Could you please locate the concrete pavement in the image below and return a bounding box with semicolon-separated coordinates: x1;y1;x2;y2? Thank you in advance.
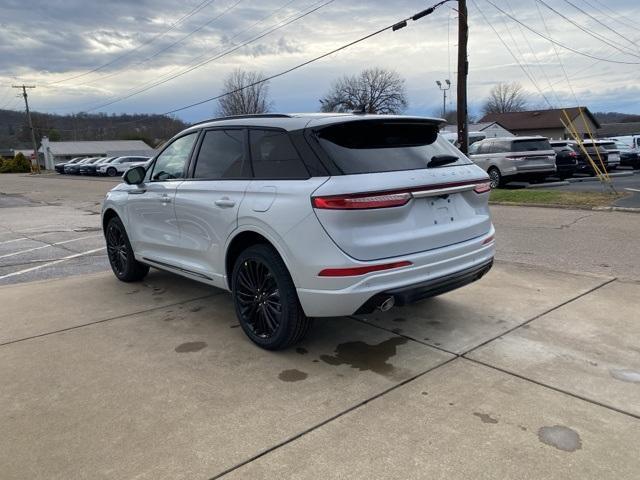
2;261;639;479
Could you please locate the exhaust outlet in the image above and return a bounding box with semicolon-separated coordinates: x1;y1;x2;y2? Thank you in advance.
377;296;395;312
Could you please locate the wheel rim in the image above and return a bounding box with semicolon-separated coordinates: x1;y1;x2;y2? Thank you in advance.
489;169;500;188
235;259;282;339
106;224;128;276
108;168;116;176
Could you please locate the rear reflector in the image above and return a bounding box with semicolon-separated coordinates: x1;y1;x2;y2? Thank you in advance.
482;234;495;245
319;260;412;277
312;192;411;210
473;182;491;194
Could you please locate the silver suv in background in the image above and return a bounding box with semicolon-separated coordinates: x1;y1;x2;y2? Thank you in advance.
97;156;151;177
102;114;495;350
468;136;556;188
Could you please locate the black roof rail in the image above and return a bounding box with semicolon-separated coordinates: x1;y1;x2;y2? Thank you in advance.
189;113;293;127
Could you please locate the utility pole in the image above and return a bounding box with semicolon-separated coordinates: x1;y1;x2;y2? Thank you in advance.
456;0;469;154
12;85;40;173
436;79;451;119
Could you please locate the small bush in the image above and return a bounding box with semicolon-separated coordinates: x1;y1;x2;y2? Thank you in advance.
0;153;32;173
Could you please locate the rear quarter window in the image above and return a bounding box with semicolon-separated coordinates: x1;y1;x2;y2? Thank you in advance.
511;139;552;152
315;121;471;174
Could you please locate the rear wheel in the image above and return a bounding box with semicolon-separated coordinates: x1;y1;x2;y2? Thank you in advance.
232;244;311;350
106;217;149;282
107;167;118;177
488;167;502;189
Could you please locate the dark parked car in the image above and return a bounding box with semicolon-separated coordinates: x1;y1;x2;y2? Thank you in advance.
551;141;608;175
65;157;97;174
613;141;640;169
55;157;84;174
589;140;620;171
78;158;105;175
80;157;115;175
549;143;578;179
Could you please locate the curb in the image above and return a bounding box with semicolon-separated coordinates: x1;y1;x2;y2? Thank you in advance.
490;201;640;213
568;171;634;183
526;181;570;189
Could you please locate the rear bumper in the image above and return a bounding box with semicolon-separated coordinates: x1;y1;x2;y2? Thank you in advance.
296;229;495;317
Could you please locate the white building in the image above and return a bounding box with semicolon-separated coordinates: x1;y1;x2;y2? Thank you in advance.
39;137;154;170
441;121;513;138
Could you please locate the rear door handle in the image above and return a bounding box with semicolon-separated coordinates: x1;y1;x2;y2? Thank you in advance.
160;194;172;203
215;198;236;208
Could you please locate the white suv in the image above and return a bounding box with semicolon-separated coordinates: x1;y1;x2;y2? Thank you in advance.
97;156;151;177
102;114;495;349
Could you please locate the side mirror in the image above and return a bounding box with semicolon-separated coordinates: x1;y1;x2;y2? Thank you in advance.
123;165;146;185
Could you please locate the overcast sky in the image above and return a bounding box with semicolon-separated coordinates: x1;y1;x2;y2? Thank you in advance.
0;0;638;122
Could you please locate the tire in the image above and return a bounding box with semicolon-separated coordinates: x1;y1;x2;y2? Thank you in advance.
105;216;149;282
107;167;118;177
488;167;502;189
231;244;311;350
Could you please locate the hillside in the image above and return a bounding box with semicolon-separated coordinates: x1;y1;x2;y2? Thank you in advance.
594;111;640;124
0;109;187;149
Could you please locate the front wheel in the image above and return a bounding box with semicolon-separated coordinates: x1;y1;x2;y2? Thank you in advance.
488;167;502;189
106;217;149;282
107;167;118;177
232;244;311;350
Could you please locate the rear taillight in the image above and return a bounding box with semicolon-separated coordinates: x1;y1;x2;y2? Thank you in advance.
312;191;411;210
473;182;491;194
318;260;412;277
568;151;577;158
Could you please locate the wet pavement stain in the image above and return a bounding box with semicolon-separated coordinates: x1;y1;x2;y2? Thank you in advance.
230;324;240;329
537;425;582;452
320;337;408;377
421;391;428;396
610;368;640;383
125;289;139;295
189;306;203;312
175;341;207;353
163;316;175;322
473;412;498;424
426;320;442;326
278;369;308;382
393;317;406;323
296;347;308;355
391;327;403;334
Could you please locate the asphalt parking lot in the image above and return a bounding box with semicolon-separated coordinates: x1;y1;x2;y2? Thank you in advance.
1;173;639;479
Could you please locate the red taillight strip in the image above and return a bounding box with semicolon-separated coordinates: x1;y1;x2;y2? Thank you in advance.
312;178;488;210
482;234;495;245
318;260;412;277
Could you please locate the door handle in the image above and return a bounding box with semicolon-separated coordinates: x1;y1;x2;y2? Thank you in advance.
215;198;236;208
160;194;172;203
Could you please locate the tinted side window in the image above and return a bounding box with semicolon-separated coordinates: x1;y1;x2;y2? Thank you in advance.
493;141;510;153
151;133;197;181
250;129;309;179
194;129;247;179
479;141;493;154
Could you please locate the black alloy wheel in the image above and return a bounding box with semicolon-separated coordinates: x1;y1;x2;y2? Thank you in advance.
105;217;149;282
232;244;311;350
107;167;118;177
235;259;282;339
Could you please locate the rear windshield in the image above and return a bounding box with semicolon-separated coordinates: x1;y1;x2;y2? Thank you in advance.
315;121;471;174
599;142;617;149
511;139;552;152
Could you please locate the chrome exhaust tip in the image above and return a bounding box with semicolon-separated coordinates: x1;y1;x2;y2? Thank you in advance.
377;296;395;312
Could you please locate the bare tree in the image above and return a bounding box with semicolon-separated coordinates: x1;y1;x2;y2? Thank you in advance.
482;82;528;115
319;67;408;114
217;69;272;117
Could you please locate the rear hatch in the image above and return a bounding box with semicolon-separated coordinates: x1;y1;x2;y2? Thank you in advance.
508;138;556;171
307;119;492;261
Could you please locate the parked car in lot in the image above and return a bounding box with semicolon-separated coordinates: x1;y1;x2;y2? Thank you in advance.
78;157;105;175
97;156;151;177
64;157;98;174
588;140;620;170
468;136;556;188
81;157;116;176
552;140;608;175
611;140;640;169
55;157;84;174
549;142;578;179
609;135;640;150
102;113;495;349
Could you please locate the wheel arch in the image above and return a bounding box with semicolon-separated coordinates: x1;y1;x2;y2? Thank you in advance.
224;228;293;290
102;208;120;234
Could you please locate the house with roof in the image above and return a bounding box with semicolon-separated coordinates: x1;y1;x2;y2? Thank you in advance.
38;137;154;170
479;107;600;140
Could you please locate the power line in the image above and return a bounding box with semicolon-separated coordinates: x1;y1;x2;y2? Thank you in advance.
472;0;553;108
534;0;640;59
563;0;640;52
484;0;640;65
68;0;249;88
53;0;452;133
586;0;640;34
79;0;338;113
46;0;220;85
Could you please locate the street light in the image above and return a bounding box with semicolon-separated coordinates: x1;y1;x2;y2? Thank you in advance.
436;79;451;119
